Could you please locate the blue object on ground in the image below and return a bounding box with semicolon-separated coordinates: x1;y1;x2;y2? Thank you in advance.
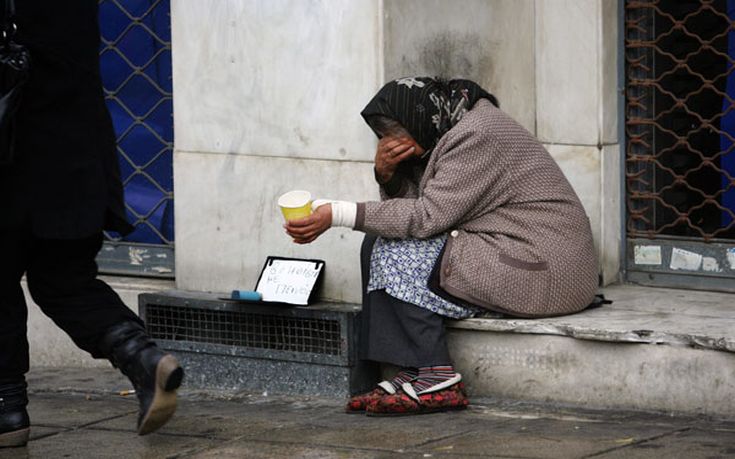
230;290;263;301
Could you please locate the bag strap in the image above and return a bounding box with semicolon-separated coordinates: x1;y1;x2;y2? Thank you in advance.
2;0;16;43
586;294;613;311
3;0;13;23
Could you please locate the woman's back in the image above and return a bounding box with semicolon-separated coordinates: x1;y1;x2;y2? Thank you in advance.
415;99;598;317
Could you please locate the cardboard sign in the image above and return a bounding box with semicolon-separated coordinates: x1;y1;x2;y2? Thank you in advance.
255;257;324;305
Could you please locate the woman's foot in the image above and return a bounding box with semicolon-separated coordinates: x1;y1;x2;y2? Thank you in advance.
412;365;460;393
345;368;417;413
365;378;469;417
345;387;390;413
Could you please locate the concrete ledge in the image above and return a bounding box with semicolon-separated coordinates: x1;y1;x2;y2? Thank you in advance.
448;285;735;353
447;284;735;418
448;329;735;419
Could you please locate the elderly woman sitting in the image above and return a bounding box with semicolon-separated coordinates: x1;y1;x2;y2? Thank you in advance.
285;77;598;416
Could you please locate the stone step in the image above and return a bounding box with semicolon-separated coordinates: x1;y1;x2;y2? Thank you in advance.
447;284;735;419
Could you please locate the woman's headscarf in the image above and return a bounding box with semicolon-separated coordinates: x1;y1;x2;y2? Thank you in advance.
361;77;498;151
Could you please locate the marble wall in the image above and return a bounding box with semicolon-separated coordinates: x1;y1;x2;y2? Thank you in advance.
533;0;622;281
171;0;381;163
171;0;623;302
383;0;536;133
171;0;383;302
174;152;378;300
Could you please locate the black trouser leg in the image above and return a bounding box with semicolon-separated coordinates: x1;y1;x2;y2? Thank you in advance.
25;233;142;359
0;228;31;380
359;234;452;368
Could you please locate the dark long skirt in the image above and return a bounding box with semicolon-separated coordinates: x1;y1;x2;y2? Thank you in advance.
359;234;452;368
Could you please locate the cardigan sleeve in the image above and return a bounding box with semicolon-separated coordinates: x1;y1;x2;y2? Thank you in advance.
355;127;507;239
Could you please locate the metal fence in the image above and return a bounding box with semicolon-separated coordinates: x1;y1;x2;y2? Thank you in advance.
625;0;735;290
97;0;174;277
625;0;735;241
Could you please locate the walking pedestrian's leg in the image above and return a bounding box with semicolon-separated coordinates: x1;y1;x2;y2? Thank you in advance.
0;228;31;448
26;233;183;435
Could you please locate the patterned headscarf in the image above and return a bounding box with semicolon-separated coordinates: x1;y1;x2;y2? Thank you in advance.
361;77;498;151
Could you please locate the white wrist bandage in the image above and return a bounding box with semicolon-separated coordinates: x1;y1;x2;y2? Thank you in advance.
313;199;357;228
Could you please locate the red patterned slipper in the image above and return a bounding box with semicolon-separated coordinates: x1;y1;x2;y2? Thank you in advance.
365;379;469;417
345;381;396;414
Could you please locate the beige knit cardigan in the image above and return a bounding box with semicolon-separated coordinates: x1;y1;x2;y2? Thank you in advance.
354;99;598;318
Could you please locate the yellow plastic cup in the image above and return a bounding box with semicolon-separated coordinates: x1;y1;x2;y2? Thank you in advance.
278;190;313;222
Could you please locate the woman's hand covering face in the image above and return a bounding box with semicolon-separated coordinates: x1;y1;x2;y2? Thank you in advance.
374;136;424;183
285;203;332;244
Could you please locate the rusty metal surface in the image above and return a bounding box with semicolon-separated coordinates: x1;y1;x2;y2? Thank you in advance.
625;0;735;241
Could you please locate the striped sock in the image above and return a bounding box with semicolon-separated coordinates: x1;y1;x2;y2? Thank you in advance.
389;368;418;391
412;365;457;393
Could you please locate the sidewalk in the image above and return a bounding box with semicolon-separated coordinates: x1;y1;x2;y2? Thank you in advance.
2;367;733;459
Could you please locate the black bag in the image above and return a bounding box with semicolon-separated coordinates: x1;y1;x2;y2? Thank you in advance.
0;0;30;166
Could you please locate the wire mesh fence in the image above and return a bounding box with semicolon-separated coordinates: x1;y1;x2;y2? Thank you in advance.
99;0;174;247
625;0;735;242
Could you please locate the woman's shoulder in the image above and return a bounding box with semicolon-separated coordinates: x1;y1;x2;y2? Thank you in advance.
458;99;540;148
463;99;522;132
438;99;507;148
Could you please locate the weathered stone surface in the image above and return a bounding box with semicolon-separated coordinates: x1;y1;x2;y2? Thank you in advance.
188;442;410;459
171;0;381;163
451;284;735;352
411;416;675;458
7;375;734;459
0;428;214;459
384;0;536;133
596;428;735;458
26;394;136;429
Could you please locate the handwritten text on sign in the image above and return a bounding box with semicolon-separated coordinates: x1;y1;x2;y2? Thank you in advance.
256;259;322;305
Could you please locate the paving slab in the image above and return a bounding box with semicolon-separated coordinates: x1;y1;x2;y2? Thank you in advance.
3;380;735;459
408;416;681;458
93;396;496;452
26;394;136;429
222;410;494;453
187;439;423;459
92;396;342;438
92;405;305;440
27;426;67;441
25;367;131;395
594;427;735;458
0;428;215;459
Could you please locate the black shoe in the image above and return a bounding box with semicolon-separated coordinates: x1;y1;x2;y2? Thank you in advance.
100;322;184;435
0;379;30;448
